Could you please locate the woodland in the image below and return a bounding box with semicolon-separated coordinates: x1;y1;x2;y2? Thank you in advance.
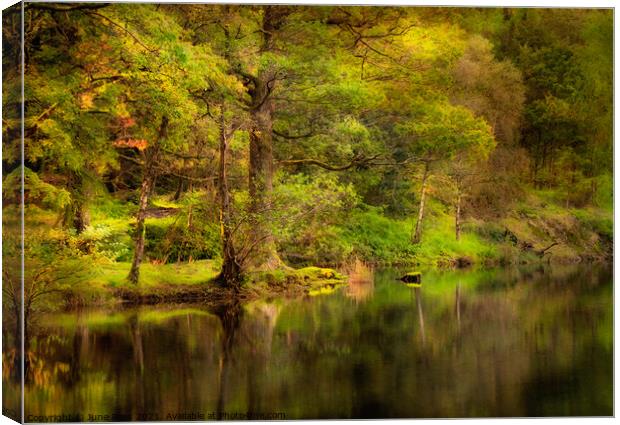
1;4;613;309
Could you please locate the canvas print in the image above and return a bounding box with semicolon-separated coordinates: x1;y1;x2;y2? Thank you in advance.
2;2;613;421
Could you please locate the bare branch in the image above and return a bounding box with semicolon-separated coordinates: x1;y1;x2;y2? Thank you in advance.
278;154;375;171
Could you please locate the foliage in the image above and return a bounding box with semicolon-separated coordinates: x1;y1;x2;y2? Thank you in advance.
2;5;612;293
144;217;221;264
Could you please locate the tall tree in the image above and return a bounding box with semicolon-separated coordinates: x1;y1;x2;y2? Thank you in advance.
396;102;495;243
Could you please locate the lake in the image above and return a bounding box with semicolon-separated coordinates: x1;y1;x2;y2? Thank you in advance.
19;264;613;419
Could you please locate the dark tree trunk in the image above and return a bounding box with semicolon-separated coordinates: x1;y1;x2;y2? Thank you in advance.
63;172;91;234
217;109;242;289
245;7;288;270
173;175;185;201
248;87;282;269
73;198;90;234
412;161;430;244
128;116;168;285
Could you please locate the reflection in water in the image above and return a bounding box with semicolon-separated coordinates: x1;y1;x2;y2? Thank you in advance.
211;300;241;420
455;282;461;331
16;264;613;419
345;280;374;304
344;261;374;304
413;287;426;346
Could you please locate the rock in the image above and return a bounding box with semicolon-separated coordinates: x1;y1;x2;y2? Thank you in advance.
400;272;421;283
455;256;472;268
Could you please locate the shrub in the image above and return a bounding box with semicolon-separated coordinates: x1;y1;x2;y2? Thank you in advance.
338;207;416;264
144;217;221;263
76;224;132;261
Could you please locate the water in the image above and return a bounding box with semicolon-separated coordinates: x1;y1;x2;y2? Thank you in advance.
16;264;613;419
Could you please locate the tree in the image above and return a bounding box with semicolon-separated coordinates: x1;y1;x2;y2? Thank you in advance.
450;35;526;217
396;101;495;243
494;8;611;198
76;4;233;284
17;6;121;233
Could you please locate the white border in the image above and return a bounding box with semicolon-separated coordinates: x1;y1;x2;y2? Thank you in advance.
0;1;616;425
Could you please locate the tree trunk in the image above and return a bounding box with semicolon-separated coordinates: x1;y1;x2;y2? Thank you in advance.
217;108;242;289
455;189;462;241
73;198;90;234
248;91;282;269
173;175;185;201
128;172;154;285
127;116;168;285
64;172;91;234
412;162;430;244
245;7;287;270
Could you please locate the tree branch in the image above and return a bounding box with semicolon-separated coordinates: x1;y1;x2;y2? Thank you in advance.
85;11;158;54
278;153;381;171
12;3;110;15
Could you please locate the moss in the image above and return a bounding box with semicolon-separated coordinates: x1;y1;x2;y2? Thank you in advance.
56;260;348;308
295;266;344;281
246;266;347;299
150;195;182;210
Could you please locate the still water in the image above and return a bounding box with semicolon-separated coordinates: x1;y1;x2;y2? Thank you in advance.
20;265;613;419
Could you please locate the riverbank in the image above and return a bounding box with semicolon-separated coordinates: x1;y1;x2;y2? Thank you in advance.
7;187;611;311
59;260;347;308
57;253;611;310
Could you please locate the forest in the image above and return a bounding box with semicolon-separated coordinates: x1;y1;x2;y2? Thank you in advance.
2;4;613;308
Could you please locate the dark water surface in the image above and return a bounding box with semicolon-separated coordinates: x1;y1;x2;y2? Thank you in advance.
21;265;613;419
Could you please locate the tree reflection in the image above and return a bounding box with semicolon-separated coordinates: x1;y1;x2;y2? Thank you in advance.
413;287;426;347
17;264;613;418
455;282;461;332
210;300;242;420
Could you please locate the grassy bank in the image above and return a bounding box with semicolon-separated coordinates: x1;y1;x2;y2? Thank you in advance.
57;257;347;308
9;185;611;311
281;190;611;268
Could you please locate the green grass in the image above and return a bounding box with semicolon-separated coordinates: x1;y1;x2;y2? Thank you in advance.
337;207;416;264
90;197;136;221
411;208;498;266
150;194;183;209
572;208;613;240
15;183;613;312
92;259;222;288
335;204;498;266
53;259;222;308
